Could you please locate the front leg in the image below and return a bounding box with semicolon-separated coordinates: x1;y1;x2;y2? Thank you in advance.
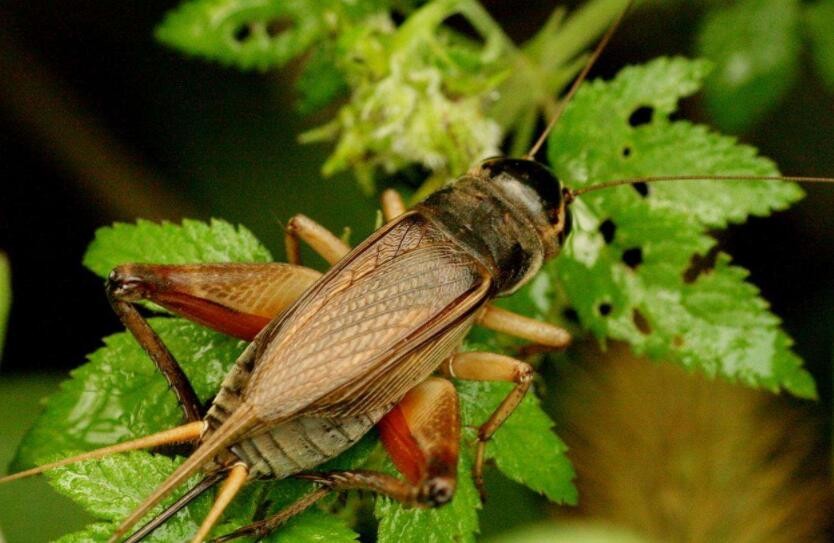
476;304;571;349
441;351;533;494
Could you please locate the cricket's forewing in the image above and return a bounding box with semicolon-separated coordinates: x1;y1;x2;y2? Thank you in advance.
244;213;492;425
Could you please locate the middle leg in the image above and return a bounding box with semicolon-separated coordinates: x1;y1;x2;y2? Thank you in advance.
441;351;533;493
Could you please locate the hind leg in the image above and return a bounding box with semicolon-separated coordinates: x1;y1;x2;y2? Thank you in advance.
211;377;460;542
106;262;321;421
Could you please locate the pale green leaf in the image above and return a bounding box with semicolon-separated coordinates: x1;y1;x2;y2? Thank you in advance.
548;56;814;398
155;0;400;72
548;57;802;228
156;0;327;72
47;452;212;541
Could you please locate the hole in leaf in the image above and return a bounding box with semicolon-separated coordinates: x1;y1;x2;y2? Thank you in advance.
599;219;616;244
442;14;484;44
233;24;253;42
682;247;719;284
391;11;406;26
598;302;612;316
632;182;649;197
266;17;293;37
621;146;632;158
632;309;651;334
563;307;579;323
672;335;685;348
622;247;643;269
628;106;654;127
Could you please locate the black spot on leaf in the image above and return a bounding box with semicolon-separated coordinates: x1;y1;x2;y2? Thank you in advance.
233;24;252;42
622;247;643;268
632;309;651;334
266;17;293;37
683;247;719;283
599;219;616;244
628;106;654;127
598;302;612;316
633;182;649;197
563;307;579;323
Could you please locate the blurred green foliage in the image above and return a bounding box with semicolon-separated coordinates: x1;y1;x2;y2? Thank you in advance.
805;0;834;90
697;0;834;132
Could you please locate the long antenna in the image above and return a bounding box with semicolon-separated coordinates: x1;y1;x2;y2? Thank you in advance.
525;0;635;159
567;174;834;201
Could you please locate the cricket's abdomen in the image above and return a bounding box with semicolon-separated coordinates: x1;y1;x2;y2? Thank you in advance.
232;413;382;479
203;341;384;479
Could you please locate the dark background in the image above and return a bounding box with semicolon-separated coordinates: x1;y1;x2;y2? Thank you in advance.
0;0;832;540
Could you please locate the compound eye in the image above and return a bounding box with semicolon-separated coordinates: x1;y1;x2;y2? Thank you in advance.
480;158;563;223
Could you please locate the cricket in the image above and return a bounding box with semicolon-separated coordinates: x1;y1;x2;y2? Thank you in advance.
2;1;833;542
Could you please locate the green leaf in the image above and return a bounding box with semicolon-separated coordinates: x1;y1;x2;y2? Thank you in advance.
548;56;814;398
83;219;272;278
804;0;834;91
263;509;358;543
696;0;801;132
46;452;269;542
47;452;212;541
295;45;348;114
375;453;480;543
13;319;246;469
156;0;327;71
54;523;113;543
155;0;400;72
457;381;576;505
549;57;802;228
0;253;9;359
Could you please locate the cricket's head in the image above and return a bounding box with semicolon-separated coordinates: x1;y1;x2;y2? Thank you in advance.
477;157;572;259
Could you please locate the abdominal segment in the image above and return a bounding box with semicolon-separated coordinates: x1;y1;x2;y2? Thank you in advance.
232;413;383;479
